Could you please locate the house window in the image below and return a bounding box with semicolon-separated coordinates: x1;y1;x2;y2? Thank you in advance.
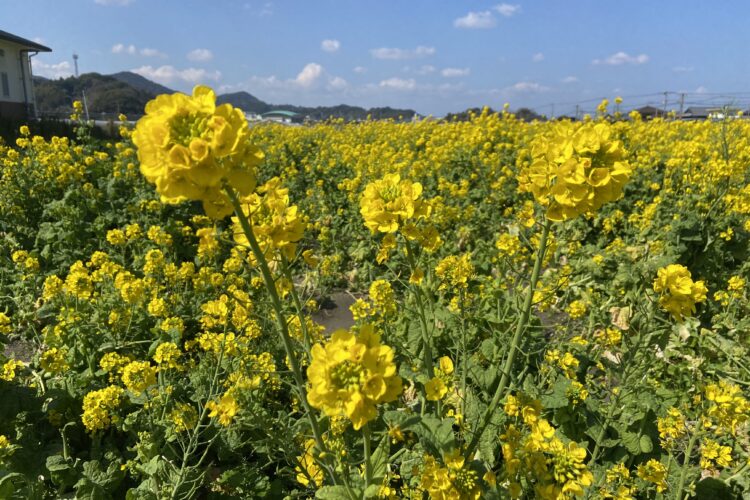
1;72;9;97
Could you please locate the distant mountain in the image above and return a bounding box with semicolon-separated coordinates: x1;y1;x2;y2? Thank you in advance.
33;72;418;121
34;72;159;117
217;91;271;114
110;71;175;96
218;92;417;121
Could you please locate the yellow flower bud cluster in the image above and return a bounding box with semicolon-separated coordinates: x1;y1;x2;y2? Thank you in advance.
132;85;263;218
306;324;402;430
519;121;632;221
652;264;707;321
82;385;124;432
232;177;305;261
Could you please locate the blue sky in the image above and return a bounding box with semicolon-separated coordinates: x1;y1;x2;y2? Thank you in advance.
7;0;750;115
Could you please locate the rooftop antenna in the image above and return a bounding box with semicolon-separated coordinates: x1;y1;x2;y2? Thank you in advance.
73;53;90;121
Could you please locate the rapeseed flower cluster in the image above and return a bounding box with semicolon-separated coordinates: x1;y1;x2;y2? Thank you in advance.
306;324;402;429
653;264;708;321
132;85;263;218
519;121;632;221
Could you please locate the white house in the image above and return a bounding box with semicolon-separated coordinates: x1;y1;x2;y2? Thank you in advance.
0;29;51;119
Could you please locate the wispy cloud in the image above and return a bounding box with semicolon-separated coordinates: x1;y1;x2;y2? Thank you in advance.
454;11;496;29
592;52;649;65
187;49;213;62
353;66;367;74
441;67;470;77
112;43;166;58
321;39;340;53
532;52;544;62
672;66;694;73
494;3;521;17
562;76;579;83
508;81;550;92
370;46;435;60
379;77;417;90
132;65;221;85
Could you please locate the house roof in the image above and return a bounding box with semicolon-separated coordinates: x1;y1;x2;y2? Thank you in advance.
0;29;52;52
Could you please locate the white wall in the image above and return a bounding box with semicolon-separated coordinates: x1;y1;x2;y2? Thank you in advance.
0;40;36;105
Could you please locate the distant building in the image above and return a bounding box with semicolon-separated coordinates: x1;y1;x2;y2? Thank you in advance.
681;106;743;121
634;106;668;120
262;110;300;124
0;29;51;119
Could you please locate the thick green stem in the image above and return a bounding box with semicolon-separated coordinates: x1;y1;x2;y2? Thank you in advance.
404;238;433;376
465;219;551;459
363;424;373;488
675;432;699;500
225;186;334;482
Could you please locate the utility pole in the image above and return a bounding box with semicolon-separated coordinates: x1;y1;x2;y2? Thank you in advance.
679;93;685;117
575;104;580;121
550;103;555;119
662;91;668;117
73;53;90;121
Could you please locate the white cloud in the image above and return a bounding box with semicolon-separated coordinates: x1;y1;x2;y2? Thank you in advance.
321;39;340;53
132;65;221;85
327;76;348;90
140;48;167;58
238;63;347;94
295;63;324;87
112;43;136;55
31;59;74;79
494;3;521;16
94;0;133;5
695;86;708;94
441;67;470;77
562;76;579;83
592;52;649;65
532;52;544;62
673;66;694;73
187;49;213;62
112;43;166;58
353;66;367;74
379;77;417;91
509;81;550;92
454;11;496;29
370;46;435;60
416;65;436;75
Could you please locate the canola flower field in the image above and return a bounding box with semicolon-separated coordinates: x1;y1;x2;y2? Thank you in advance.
0;88;749;499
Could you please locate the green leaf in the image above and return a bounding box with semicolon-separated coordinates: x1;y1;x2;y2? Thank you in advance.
620;431;642;455
541;377;570;409
370;434;390;483
694;478;734;500
639;434;653;454
316;485;359;499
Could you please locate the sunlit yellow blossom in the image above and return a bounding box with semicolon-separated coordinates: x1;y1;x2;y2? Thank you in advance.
206;392;238;426
360;173;429;233
82;385;125;432
306;324;402;430
653;264;707;321
519;121;631;221
132;85;263;218
121;361;157;395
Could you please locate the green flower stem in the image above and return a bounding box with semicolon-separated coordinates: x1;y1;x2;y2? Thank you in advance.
465;218;551;459
363;423;373;488
403;238;433;377
224;186;334;482
675;432;699;500
280;254;313;357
